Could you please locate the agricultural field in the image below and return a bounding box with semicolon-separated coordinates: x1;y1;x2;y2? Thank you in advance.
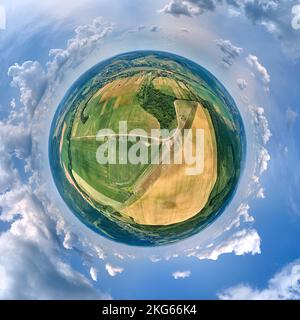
122;101;217;225
49;50;245;246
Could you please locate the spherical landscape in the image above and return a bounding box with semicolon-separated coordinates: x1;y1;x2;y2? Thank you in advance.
49;51;245;246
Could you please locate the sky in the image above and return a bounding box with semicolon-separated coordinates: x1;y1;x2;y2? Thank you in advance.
0;0;299;300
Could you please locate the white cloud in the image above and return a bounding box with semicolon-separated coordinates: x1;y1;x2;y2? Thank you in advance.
90;267;98;282
215;39;243;68
46;17;113;81
237;78;247;90
114;252;125;260
0;122;31;158
0;187;103;299
248;105;272;145
150;256;163;263
161;0;300;58
247;147;270;198
172;270;191;279
160;0;227;17
225;203;254;231
8;61;47;116
105;263;124;277
228;7;241;17
0;121;32;193
159;0;195;17
219;260;300;300
261;21;279;34
0;151;18;193
257;147;271;175
246;54;270;87
256;187;265;199
0;16;117;299
190;229;261;261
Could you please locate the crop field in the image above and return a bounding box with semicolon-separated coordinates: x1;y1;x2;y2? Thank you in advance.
50;51;245;245
122;101;217;225
57;69;237;229
61;71;223;225
67;75;162;211
56;56;240;229
64;72;217;219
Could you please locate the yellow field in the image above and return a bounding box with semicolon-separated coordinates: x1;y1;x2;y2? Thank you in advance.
71;74;160;138
94;75;145;108
153;77;189;99
122;101;217;225
174;99;196;128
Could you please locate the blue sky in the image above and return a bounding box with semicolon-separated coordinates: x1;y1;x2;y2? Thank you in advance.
0;0;299;300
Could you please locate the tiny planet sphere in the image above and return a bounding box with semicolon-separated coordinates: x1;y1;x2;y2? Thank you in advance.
49;51;246;246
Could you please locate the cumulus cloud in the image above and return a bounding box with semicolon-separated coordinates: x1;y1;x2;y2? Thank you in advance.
160;0;300;58
237;78;247;90
0;187;103;299
46;17;113;81
160;0;238;17
8;61;47;116
0;152;18;193
256;187;265;199
244;101;271;200
215;39;243;68
7;17;112;123
188;229;261;260
243;0;300;58
248;105;272;145
246;54;270;87
219;259;300;300
0;121;31;194
172;270;191;279
159;0;196;17
0;16;116;299
225;203;254;231
228;7;241;17
0;122;31;158
0;128;110;300
105;263;124;277
257;147;271;175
